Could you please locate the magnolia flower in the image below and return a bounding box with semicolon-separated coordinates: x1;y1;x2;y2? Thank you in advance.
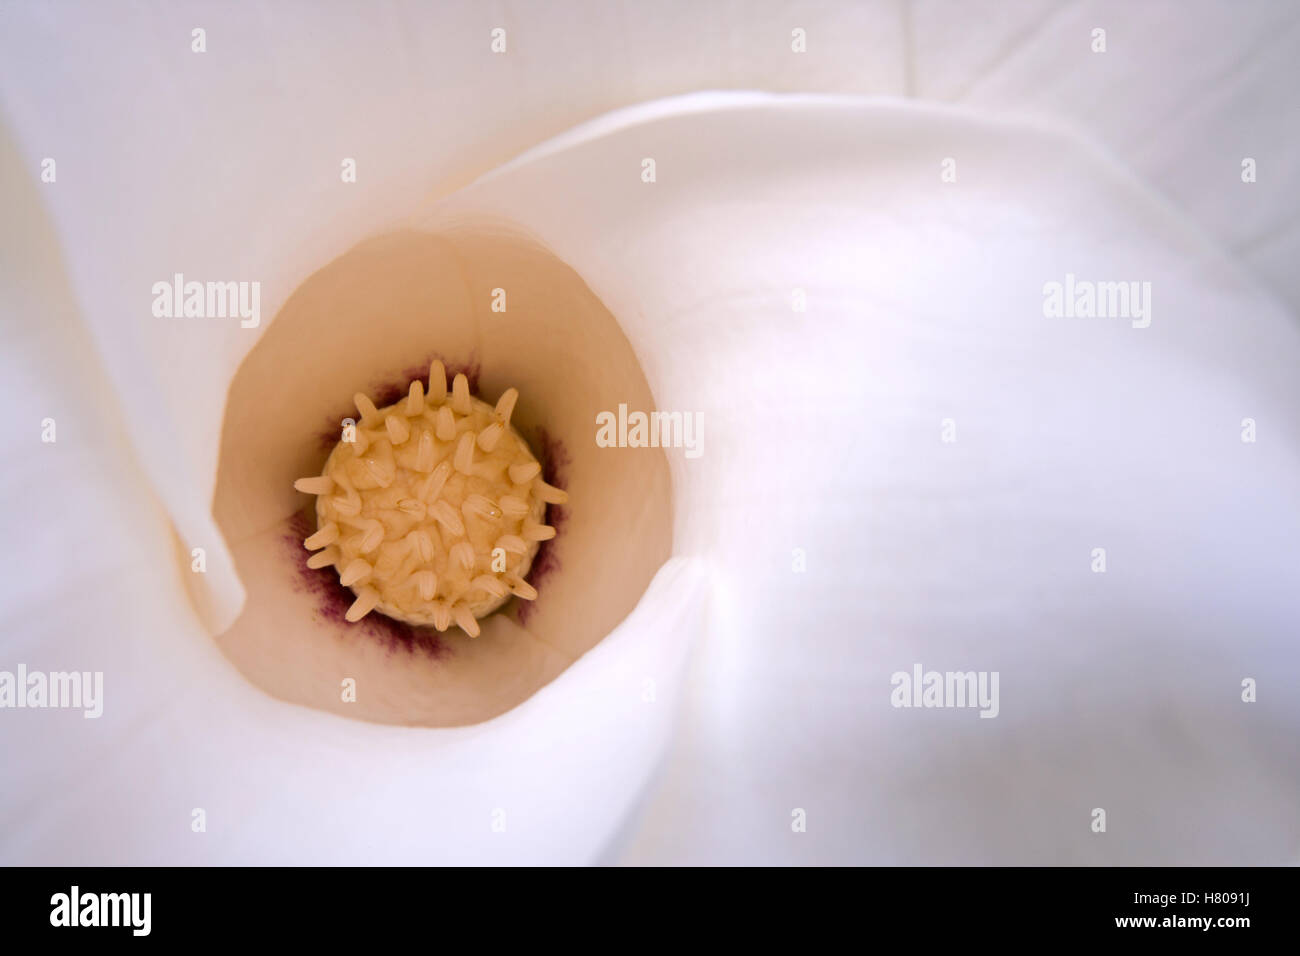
1;2;1298;866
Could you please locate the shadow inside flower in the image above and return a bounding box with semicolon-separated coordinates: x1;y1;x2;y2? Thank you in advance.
212;224;673;727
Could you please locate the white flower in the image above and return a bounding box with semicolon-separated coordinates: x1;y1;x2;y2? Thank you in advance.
2;2;1298;865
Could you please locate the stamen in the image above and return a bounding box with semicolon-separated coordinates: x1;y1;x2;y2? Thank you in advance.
435;405;457;441
304;376;566;634
499;496;529;518
431;601;452;631
463;494;502;520
495;534;528;555
494;388;518;425
477;422;504;452
358;520;385;554
431;500;465;536
405;529;435;563
417;461;452;503
346;587;380;622
452;602;481;637
304;523;339;549
331;495;361;517
339;558;373;586
428;359;447;402
450;541;477;571
354;392;380;427
453;432;475;475
362;457;395;488
385;414;410;445
533;480;569;504
406;379;425;415
451;373;472;415
505;575;538;600
508;461;541;484
471;575;509;599
522;522;556;542
414;430;436;472
398;498;427;521
306;547;340;569
293;476;334;495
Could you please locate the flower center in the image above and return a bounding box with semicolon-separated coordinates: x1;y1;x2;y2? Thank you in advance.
294;360;567;636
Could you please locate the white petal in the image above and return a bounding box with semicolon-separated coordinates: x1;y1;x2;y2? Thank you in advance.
2;2;1298;868
446;94;1300;864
